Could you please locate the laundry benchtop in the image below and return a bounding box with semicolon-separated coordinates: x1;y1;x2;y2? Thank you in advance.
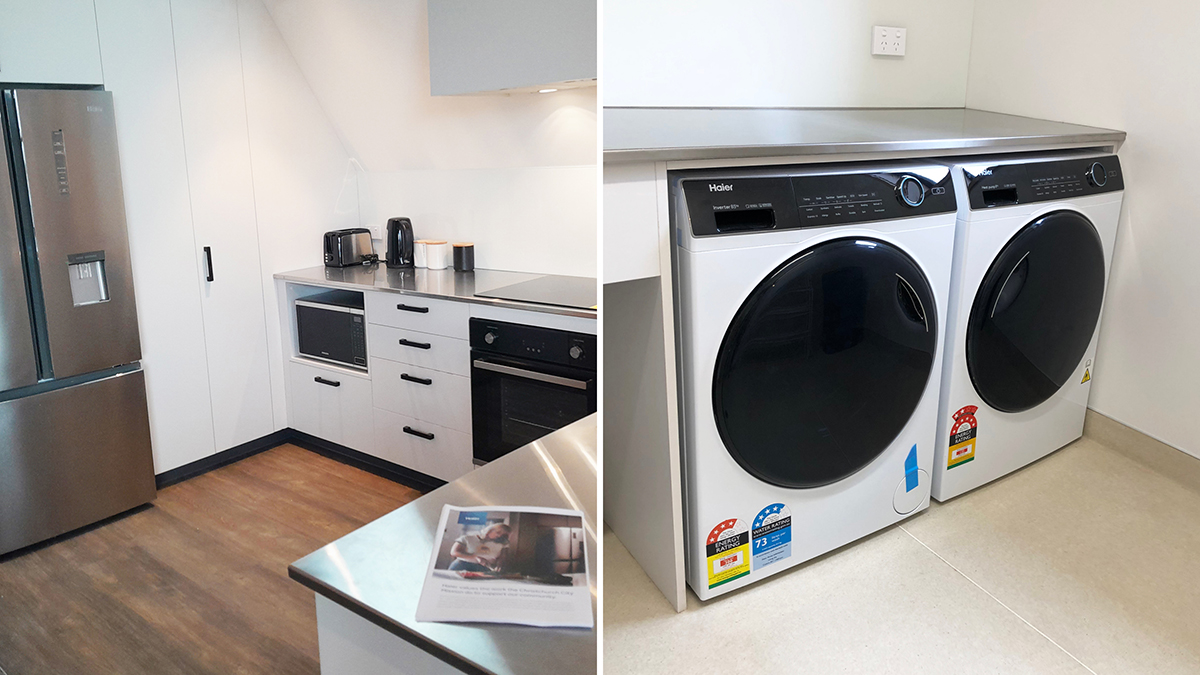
603;107;1127;163
289;414;597;675
274;265;596;318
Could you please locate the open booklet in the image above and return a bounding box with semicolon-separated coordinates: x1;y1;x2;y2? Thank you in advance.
415;505;594;629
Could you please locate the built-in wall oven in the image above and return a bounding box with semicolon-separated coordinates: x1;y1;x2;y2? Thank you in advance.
470;318;596;464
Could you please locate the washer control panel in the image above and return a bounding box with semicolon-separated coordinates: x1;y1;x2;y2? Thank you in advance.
966;155;1123;210
681;169;956;237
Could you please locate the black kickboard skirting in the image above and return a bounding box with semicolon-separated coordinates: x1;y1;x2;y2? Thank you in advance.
154;428;444;494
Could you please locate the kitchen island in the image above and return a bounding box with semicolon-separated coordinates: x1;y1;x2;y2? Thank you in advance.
289;414;597;675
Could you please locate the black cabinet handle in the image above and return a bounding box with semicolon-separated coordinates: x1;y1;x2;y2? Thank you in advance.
314;376;341;388
396;303;429;313
403;426;435;441
400;373;432;385
203;246;214;282
398;338;431;350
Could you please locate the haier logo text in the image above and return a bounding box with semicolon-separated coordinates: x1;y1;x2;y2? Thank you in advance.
709;183;734;192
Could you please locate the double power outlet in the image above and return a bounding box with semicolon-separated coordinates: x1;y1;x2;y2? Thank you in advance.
872;26;907;57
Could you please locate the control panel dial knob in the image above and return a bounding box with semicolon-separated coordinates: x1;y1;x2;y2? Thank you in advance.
569;345;584;360
484;332;497;345
896;175;925;207
1087;162;1108;187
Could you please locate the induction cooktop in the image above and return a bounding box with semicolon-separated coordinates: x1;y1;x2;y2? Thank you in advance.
474;275;596;310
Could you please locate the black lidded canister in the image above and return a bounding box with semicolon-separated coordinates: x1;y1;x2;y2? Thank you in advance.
453;242;475;272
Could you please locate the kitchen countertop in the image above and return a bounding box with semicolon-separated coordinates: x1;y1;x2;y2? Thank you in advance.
289;414;597;675
603;107;1127;162
274;266;596;318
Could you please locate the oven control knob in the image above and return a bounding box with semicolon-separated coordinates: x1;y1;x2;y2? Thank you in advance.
484;332;497;345
569;345;584;360
896;175;925;207
1087;162;1108;187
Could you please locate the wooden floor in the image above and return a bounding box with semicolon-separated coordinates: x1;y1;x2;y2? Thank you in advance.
0;444;421;675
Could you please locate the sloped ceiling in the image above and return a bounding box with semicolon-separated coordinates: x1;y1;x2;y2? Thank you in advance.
259;0;596;172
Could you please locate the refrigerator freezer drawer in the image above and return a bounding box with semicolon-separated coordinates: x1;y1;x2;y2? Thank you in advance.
0;369;156;556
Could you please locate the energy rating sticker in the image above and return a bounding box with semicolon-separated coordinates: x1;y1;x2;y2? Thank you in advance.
706;518;750;589
947;405;978;469
751;504;792;570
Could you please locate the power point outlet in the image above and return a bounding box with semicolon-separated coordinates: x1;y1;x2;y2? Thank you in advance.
872;26;906;56
367;225;381;239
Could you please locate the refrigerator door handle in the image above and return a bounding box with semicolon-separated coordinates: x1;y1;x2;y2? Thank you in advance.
203;246;214;282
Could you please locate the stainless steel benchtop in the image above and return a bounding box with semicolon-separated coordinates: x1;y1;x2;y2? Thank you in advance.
274;266;597;319
289;415;597;675
604;107;1127;163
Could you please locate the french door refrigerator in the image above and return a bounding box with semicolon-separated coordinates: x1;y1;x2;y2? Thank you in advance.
1;88;155;556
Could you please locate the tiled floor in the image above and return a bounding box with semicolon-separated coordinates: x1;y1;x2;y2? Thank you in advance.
604;415;1200;674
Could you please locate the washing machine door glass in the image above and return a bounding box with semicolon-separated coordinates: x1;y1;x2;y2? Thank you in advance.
967;210;1106;413
713;238;938;489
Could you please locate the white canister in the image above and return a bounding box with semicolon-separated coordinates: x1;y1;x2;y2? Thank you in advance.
414;240;429;268
426;241;450;270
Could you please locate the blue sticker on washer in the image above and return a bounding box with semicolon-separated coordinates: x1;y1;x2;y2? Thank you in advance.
904;445;919;492
751;503;792;570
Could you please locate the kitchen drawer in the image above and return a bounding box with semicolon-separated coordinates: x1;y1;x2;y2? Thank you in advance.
374;408;472;482
288;360;374;454
368;324;470;377
365;292;469;339
370;358;472;433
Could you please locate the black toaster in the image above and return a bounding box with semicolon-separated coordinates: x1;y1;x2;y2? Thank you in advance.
323;228;374;268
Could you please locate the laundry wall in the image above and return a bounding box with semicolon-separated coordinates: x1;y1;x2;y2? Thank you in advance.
604;0;975;108
260;0;598;278
965;1;1200;460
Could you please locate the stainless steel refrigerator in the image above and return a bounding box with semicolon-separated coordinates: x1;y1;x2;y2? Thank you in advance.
1;88;155;556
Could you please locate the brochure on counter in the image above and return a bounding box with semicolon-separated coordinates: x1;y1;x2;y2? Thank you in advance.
415;504;594;629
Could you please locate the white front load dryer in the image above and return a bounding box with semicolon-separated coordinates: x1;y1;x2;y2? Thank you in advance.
672;162;957;600
931;152;1125;502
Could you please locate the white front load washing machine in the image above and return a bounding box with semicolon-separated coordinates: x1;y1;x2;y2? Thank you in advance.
673;163;958;600
931;152;1125;502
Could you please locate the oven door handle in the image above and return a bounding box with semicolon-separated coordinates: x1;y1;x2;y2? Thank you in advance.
472;359;590;390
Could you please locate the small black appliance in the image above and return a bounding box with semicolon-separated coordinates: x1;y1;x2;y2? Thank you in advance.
324;228;374;268
385;217;415;268
296;290;367;369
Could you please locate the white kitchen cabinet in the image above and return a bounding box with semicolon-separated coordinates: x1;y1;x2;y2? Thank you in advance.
365;292;470;339
368;324;471;377
373;408;472;483
288;359;374;454
0;1;103;84
427;0;596;95
370;358;472;435
170;0;276;452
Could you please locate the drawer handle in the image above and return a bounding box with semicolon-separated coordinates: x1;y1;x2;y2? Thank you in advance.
314;377;341;388
398;338;432;350
403;426;435;441
396;303;429;313
400;373;432;386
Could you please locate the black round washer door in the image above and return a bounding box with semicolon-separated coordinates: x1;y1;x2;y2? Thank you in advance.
967;210;1106;413
713;238;939;489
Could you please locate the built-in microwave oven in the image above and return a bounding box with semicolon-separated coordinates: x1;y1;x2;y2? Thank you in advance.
296;290;367;369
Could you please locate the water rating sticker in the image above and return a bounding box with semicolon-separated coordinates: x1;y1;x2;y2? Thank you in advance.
751;504;792;570
947;405;978;469
706;518;750;589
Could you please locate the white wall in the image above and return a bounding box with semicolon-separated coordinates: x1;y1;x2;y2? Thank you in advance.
604;0;975;108
260;0;597;278
966;2;1200;459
